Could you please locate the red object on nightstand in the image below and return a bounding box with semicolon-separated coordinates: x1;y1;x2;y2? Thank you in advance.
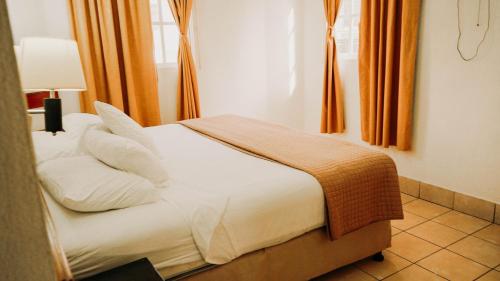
26;91;59;109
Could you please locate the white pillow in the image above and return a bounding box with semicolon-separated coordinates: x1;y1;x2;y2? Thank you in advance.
83;125;169;187
38;156;161;212
31;113;102;165
31;131;83;164
94;101;158;154
63;113;102;139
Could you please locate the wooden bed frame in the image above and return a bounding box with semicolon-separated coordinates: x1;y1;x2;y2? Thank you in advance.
162;220;391;281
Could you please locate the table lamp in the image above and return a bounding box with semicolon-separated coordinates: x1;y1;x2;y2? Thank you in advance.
17;37;86;135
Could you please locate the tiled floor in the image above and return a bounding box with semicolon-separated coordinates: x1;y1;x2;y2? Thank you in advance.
313;194;500;281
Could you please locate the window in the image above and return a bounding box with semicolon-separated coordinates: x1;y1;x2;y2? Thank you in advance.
150;0;179;65
335;0;360;58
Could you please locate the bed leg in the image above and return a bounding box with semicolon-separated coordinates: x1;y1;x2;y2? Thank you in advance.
372;252;384;262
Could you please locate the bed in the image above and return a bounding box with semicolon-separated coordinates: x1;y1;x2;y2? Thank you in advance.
38;116;400;280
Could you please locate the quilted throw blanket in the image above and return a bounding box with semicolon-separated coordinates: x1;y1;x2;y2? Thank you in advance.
180;115;403;239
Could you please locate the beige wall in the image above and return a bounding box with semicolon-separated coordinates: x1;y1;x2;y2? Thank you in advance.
195;0;306;128
157;66;178;123
302;0;500;203
197;0;500;203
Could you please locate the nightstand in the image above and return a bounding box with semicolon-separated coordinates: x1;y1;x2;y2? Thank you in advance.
80;258;163;281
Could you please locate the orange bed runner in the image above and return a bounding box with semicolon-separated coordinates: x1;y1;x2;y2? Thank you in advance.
180;115;403;239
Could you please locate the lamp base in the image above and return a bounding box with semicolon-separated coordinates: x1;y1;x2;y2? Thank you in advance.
44;98;64;135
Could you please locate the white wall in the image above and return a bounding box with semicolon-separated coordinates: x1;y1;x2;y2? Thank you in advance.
197;0;500;203
157;67;178;123
196;0;306;128
5;0;46;43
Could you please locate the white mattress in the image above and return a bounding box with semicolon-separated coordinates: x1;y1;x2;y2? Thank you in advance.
42;124;325;278
44;188;202;278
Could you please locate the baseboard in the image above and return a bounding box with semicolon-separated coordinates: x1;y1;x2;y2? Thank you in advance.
399;176;499;224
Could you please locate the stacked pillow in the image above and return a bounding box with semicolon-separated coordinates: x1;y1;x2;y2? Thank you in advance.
32;113;102;165
37;102;167;212
82;125;169;188
38;156;161;212
93;101;159;154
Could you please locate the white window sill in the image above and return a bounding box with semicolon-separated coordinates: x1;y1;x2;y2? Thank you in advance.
338;54;358;61
156;63;177;69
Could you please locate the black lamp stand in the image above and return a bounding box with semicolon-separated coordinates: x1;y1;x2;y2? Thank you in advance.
27;90;64;135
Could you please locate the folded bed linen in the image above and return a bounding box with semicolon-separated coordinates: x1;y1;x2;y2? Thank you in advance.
179;115;404;240
145;124;326;264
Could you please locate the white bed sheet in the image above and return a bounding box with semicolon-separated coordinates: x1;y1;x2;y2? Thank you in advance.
44;188;203;279
42;123;325;278
146;124;325;264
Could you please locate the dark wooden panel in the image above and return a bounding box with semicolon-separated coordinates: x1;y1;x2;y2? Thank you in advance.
80;258;163;281
26;91;59;109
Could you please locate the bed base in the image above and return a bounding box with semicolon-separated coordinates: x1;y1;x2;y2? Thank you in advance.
164;220;391;281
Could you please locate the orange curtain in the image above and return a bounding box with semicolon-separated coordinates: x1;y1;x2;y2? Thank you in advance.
168;0;200;120
359;0;421;150
68;0;161;126
321;0;345;134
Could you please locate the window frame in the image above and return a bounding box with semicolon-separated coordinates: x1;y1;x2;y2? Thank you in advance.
335;0;360;60
151;0;178;68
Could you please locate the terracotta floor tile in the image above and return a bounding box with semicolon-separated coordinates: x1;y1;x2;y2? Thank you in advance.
391;211;427;230
477;270;500;281
311;209;499;280
448;236;500;268
387;232;440;262
312;265;376;281
432;210;491;234
391;227;401;236
473;224;500;245
355;251;411;280
417;249;490;281
400;193;417;205
383;265;446;281
407;221;467;247
403;199;450;219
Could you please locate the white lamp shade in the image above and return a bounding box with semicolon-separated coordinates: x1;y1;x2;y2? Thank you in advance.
18;37;86;92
